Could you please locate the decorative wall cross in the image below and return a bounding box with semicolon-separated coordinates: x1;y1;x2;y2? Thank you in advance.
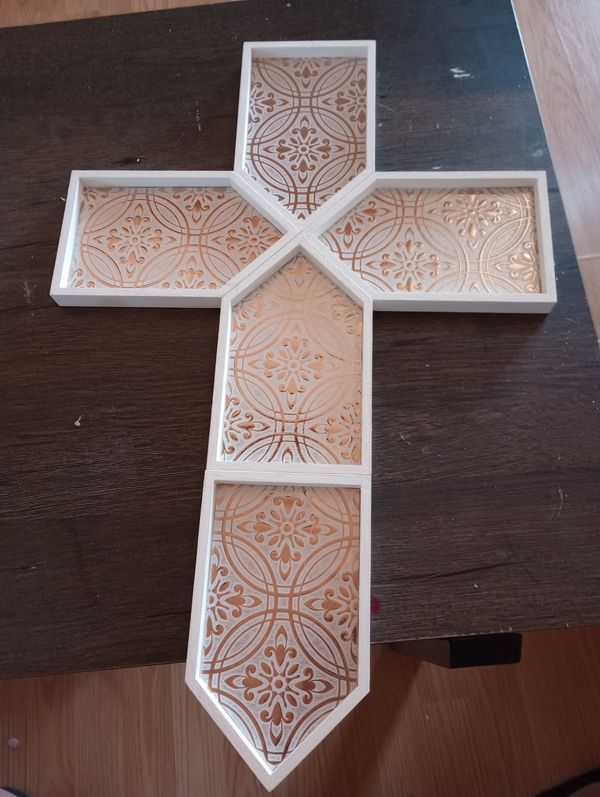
51;40;555;791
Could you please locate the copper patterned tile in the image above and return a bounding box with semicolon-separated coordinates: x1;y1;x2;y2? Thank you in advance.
245;57;368;220
321;186;541;294
201;482;360;769
222;254;363;465
69;186;282;290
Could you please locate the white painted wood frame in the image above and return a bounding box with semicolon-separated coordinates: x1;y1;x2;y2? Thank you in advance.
185;470;371;791
50;170;296;307
233;40;377;231
308;171;556;312
204;236;373;479
48;37;558;792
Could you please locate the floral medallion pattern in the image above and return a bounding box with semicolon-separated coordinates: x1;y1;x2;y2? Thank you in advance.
321;187;542;294
245;57;368;219
222;255;363;464
201;483;360;768
70;186;282;289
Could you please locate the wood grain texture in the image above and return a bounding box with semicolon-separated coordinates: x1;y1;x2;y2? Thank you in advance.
513;0;600;337
513;0;600;261
580;257;600;343
0;0;599;678
1;629;600;796
0;0;239;27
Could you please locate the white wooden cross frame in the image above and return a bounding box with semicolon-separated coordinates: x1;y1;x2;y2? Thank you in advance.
50;40;556;791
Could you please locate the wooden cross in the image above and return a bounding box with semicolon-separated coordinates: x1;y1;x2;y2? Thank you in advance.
51;40;555;791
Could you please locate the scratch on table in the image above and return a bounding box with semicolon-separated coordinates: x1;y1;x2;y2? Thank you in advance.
74;415;83;427
23;281;32;304
450;67;473;80
555;486;565;518
399;561;510;582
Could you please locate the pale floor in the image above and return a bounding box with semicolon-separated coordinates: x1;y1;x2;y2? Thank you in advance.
2;629;600;797
513;0;600;338
1;2;600;796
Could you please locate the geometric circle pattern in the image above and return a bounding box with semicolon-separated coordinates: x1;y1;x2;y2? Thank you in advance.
245;57;367;220
222;254;363;464
200;482;360;769
70;186;282;290
321;186;541;294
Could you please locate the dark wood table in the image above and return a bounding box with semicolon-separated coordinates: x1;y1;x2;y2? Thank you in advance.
1;0;599;679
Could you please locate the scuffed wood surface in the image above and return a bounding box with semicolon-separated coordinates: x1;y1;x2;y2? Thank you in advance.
0;0;599;677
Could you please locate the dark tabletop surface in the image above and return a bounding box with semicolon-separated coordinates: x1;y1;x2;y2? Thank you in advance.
1;0;599;679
